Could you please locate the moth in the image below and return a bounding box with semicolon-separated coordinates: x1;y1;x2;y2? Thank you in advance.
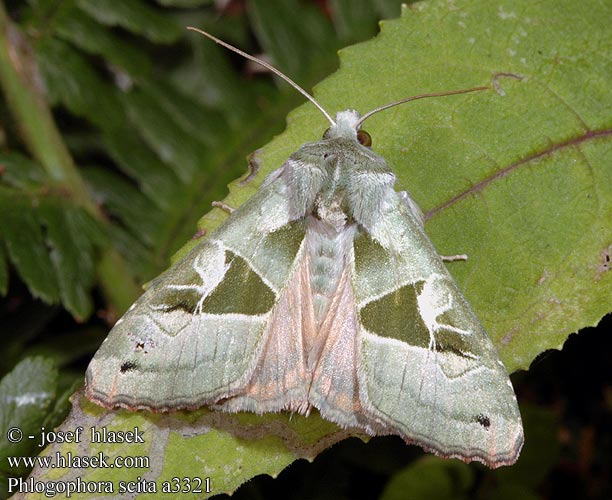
86;28;523;468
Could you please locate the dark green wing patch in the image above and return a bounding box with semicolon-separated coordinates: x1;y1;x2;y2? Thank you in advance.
354;231;392;289
359;281;476;358
359;282;430;347
435;303;478;358
148;250;275;316
257;220;306;270
202;251;275;315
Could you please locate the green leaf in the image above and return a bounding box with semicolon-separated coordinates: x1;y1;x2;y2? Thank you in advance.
330;0;379;43
121;86;211;183
0;189;59;304
34;37;124;130
0;152;48;190
380;457;473;500
42;376;83;431
18;0;612;496
54;5;152;77
100;127;184;212
36;200;99;320
0;152;105;318
248;0;337;82
24;390;357;498
0;357;58;477
76;0;183;44
199;0;612;373
84;167;163;249
494;404;560;491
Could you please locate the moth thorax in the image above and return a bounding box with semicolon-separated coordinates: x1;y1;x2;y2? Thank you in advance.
315;195;347;231
306;217;355;326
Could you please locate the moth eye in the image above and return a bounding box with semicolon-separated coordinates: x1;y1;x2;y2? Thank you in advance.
357;130;372;147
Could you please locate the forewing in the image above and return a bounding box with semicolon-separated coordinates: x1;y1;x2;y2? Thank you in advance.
85;174;307;411
352;192;524;467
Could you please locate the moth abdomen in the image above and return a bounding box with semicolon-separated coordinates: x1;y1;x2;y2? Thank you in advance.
306;217;356;325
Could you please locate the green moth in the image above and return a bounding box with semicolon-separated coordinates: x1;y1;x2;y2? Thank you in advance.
86;28;523;469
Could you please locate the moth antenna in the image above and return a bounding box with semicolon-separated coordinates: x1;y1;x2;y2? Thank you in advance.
354;85;490;129
187;26;335;126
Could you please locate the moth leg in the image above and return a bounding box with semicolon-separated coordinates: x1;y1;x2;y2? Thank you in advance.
191;228;207;240
240;149;263;185
212;200;235;214
397;191;424;226
441;254;468;262
397;192;468;262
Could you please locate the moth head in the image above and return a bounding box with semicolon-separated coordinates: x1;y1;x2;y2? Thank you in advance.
323;110;372;146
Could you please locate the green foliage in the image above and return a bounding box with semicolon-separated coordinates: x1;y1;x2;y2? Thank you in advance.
0;152;103;319
380;457;474;500
197;0;612;373
0;0;397;316
0;0;611;499
377;405;561;500
0;358;58;476
0;357;78;492
0;0;401;497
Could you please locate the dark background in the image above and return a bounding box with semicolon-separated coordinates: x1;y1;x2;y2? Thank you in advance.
1;1;610;499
